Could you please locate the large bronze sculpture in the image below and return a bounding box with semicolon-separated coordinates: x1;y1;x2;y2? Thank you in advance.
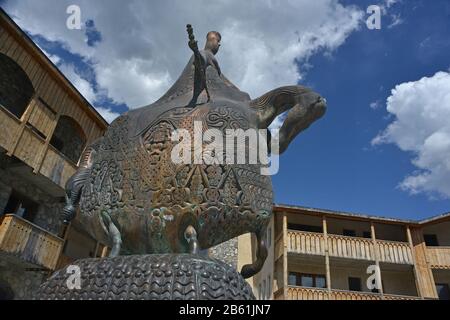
37;26;326;300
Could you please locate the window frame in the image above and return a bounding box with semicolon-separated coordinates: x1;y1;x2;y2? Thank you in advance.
343;229;357;237
288;272;327;289
348;277;362;292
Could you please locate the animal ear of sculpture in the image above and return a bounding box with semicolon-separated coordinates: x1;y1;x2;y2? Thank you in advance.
249;85;327;154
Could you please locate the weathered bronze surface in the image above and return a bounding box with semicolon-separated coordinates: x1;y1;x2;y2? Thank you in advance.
37;254;255;300
62;26;326;280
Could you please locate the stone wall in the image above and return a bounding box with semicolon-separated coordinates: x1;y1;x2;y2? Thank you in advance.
209;238;238;270
0;155;64;234
0;53;35;119
0;259;48;300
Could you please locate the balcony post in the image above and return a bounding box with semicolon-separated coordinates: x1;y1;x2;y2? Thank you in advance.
408;226;439;299
370;222;384;297
322;215;331;293
406;226;424;299
6;94;37;156
282;211;288;299
33;112;61;174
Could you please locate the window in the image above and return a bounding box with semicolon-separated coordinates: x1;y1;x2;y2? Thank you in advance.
3;191;38;223
348;277;362;291
424;234;439;246
267;227;271;247
288;223;322;233
288;272;326;288
436;284;450;300
0;53;35;119
50;116;87;164
315;276;326;289
343;229;356;237
363;231;372;239
301;274;314;287
288;273;298;286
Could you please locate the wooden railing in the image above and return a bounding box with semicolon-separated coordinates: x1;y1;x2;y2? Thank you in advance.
377;239;413;264
0;103;77;189
328;233;375;261
287;230;325;256
0;214;64;270
287;230;413;264
286;286;420;300
426;247;450;269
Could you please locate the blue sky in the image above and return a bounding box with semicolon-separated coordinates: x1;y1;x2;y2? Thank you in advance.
276;0;450;219
2;0;449;220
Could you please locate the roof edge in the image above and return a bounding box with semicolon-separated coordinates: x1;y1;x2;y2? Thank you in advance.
0;8;109;129
274;203;450;225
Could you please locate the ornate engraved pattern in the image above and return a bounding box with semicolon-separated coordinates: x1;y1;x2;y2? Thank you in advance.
77;104;272;254
36;254;255;300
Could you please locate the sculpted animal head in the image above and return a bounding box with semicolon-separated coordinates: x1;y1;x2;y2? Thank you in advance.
250;85;327;154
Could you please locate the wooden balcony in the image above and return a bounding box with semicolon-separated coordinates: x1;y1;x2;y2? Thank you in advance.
377;239;413;264
287;230;325;256
0;214;64;270
286;286;421;300
426;247;450;269
0;102;77;190
287;230;413;264
328;233;375;261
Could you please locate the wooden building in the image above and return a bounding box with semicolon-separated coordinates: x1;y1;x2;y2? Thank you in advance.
0;9;109;299
240;204;450;300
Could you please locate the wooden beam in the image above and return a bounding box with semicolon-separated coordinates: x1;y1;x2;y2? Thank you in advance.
406;225;424;299
322;215;331;292
6;96;37;157
370;222;384;296
33;113;60;174
33;94;68;174
282;211;288;299
409;227;439;299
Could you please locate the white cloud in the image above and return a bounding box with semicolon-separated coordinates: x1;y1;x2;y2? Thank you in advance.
372;71;450;198
58;63;96;103
57;63;121;123
385;0;400;9
378;0;403;28
388;13;403;28
3;0;364;110
370;100;382;110
40;47;61;65
94;107;121;124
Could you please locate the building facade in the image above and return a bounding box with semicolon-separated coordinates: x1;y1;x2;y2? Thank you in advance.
245;205;450;300
0;9;109;299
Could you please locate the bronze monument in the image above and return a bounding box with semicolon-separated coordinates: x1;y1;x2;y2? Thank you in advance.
37;25;326;300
